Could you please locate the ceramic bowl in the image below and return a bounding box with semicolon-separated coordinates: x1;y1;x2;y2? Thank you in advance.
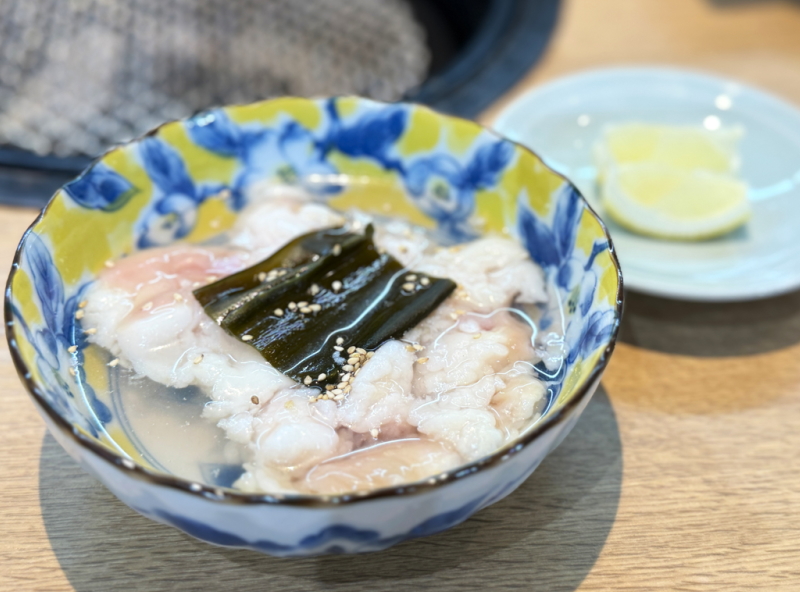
5;97;622;556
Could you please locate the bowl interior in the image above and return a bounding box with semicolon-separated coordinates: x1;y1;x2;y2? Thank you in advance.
6;96;621;488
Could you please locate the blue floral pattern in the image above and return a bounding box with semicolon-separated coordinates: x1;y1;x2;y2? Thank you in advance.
185;99;513;243
135;138;229;248
63;163;137;211
9;234;110;436
141;493;486;555
518;184;617;399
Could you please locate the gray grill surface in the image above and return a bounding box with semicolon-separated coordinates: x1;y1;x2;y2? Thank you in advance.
0;0;429;158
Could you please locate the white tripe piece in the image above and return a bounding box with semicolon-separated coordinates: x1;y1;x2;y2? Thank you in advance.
82;247;295;421
405;307;546;461
230;192;346;260
415;236;547;311
336;340;417;435
82;196;550;494
371;218;431;267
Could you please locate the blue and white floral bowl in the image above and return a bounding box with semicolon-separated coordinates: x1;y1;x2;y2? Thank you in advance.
5;97;622;556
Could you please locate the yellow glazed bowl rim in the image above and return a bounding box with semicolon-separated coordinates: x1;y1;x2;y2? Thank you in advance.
5;96;623;507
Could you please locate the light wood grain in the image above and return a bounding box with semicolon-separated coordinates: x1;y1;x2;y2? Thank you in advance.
3;0;800;589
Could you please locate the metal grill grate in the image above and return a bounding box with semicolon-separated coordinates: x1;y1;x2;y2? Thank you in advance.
0;0;429;158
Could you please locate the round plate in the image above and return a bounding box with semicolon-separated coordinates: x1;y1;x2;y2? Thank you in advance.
492;67;800;301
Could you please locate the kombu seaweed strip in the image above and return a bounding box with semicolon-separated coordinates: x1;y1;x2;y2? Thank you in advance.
193;225;456;386
193;226;359;322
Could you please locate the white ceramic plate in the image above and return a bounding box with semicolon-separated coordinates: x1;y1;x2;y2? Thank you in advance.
492;67;800;301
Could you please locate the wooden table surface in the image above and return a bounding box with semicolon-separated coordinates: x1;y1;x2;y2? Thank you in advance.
3;1;800;590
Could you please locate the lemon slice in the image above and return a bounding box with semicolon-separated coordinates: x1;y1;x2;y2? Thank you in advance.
602;163;750;240
594;122;743;177
594;123;749;240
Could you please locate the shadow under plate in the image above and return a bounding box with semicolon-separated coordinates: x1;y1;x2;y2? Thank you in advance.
619;288;800;357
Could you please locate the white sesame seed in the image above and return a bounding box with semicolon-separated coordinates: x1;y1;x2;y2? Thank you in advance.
334;346;344;352
309;284;320;296
298;301;308;308
405;344;415;352
318;373;327;381
473;333;481;339
334;394;345;401
332;388;343;395
274;308;284;317
337;381;348;390
68;367;76;376
258;272;267;282
402;282;415;292
342;364;354;372
78;300;88;308
142;301;153;311
336;337;344;345
347;357;359;365
288;302;297;310
107;358;119;367
356;348;366;355
206;276;218;282
332;280;343;293
347;346;356;354
343;385;352;393
193;354;204;364
341;373;351;382
242;335;254;342
309;304;322;312
326;384;335;391
173;293;183;302
450;312;458;320
299;306;312;314
83;328;97;335
413;344;425;351
366;352;375;359
405;274;417;281
74;309;84;320
312;254;320;262
416;357;429;364
304;376;312;385
67;345;78;354
332;244;342;256
370;428;379;438
420;277;430;286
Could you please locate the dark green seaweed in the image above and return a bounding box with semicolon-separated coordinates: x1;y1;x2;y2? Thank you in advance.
193;225;456;387
193;226;360;323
